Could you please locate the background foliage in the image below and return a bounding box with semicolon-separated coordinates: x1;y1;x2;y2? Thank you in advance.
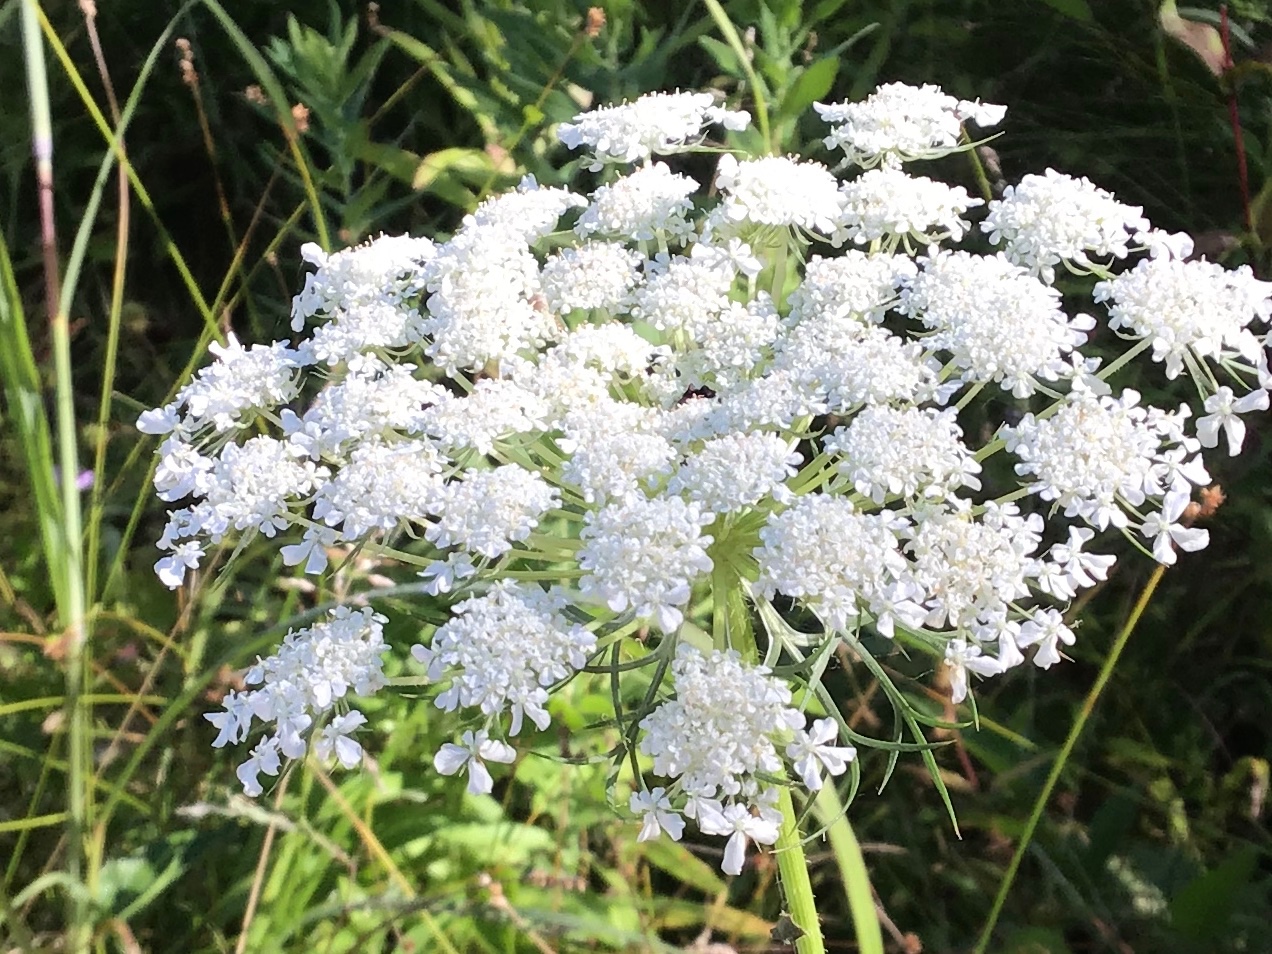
1;0;1271;951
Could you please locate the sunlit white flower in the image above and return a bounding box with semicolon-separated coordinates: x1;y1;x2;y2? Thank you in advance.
1094;257;1272;379
1017;608;1077;670
1139;489;1209;565
696;799;781;876
836;167;981;245
713;154;842;235
236;736;282;798
433;729;518;795
312;710;368;769
982;169;1150;282
815;82;1005;168
578;496;714;633
1196;385;1269;456
944;639;1003;704
559;91;749;170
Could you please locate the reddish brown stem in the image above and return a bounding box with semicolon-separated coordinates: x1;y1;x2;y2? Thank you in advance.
1220;5;1254;236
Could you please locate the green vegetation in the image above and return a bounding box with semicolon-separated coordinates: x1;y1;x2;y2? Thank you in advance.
2;1;1270;951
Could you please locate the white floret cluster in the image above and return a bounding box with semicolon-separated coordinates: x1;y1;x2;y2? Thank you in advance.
149;83;1272;875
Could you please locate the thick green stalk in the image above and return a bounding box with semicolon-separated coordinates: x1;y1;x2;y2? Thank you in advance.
774;787;826;954
22;1;91;949
973;564;1166;952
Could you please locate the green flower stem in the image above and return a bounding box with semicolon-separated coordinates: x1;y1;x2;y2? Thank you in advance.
774;787;826;954
973;562;1166;953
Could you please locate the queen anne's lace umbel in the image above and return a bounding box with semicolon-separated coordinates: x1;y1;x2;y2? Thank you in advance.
153;83;1271;875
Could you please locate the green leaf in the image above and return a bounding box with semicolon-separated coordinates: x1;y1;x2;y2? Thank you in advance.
779;56;840;121
1170;846;1259;941
697;34;741;75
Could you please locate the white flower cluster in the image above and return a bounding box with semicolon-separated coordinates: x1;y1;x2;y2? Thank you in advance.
558;90;749;170
147;83;1272;873
815;81;1006;168
633;645;855;875
205;606;388;795
982;169;1150;282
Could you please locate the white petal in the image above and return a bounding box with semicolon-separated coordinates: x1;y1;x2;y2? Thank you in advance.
477;739;517;765
466;759;494;796
334;735;363;769
638;813;663;842
433;743;470;777
1171;526;1210;552
1222;416;1247;456
721;831;747;876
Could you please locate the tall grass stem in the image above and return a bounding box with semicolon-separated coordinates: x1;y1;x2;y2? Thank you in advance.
973;563;1167;953
21;1;91;949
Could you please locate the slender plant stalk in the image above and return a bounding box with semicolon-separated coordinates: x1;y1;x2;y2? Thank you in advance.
973;564;1167;953
21;1;91;950
813;784;884;954
79;0;129;622
1219;4;1254;238
701;0;772;152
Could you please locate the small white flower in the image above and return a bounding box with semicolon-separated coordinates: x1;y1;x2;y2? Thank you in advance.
1139;490;1209;565
578;496;714;633
815;82;1004;168
713;153;842;235
155;541;204;590
696;801;780;876
982;169;1149;283
1036;526;1116;599
944;639;1003;704
629;787;686;842
1017;608;1076;670
205;690;254;748
236;736;282;797
418;554;478;596
559;91;749;170
137;404;179;435
1196;386;1268;456
433;729;517;795
786;718;857;791
1094;257;1272;379
312;710;368;769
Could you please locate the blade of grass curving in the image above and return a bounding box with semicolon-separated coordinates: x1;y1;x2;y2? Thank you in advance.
197;0;332;251
3;732;59;890
812;783;884;954
0;883;38;953
0;232;65;610
701;0;772;151
973;564;1167;953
